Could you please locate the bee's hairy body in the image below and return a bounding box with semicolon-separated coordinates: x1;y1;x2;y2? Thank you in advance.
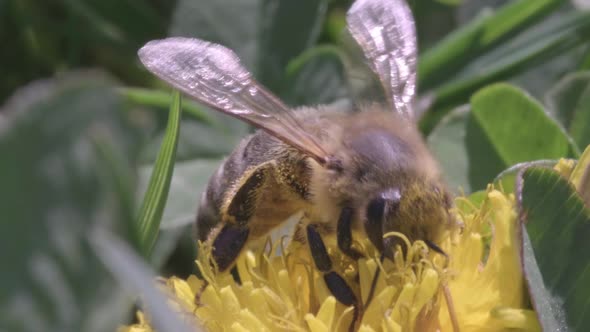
196;104;451;270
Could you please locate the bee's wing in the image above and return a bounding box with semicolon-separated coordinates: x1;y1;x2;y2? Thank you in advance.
346;0;417;120
138;37;329;166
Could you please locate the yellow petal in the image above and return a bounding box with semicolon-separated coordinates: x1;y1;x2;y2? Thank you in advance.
358;324;377;332
220;286;241;314
569;145;590;205
567;145;590;185
490;307;542;331
315;296;337;330
186;275;203;294
554;158;576;179
305;313;328;332
277;269;295;303
411;268;439;318
361;286;396;329
235;252;253;284
358;258;387;305
389;283;416;324
382;317;402;332
200;285;223;313
244;288;271;320
238;308;269;332
230;322;249;332
168;277;196;310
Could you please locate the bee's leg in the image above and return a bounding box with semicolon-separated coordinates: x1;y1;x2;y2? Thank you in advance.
210;163;273;271
306;224;360;331
210;224;250;271
337;207;363;260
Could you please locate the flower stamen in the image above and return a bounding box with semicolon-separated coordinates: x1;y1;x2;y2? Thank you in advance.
442;282;460;332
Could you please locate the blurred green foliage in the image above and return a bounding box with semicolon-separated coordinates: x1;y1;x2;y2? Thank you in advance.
0;0;172;101
1;0;590;331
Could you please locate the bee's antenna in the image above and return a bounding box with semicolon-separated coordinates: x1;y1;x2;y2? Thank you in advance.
425;239;447;257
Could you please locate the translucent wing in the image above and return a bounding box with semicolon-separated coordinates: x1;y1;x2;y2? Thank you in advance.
139;37;329;166
346;0;417;120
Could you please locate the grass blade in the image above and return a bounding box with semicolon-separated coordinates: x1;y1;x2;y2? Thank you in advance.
423;11;590;123
418;0;565;90
136;91;183;255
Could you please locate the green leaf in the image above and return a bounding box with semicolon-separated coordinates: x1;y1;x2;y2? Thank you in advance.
90;230;198;332
284;45;349;106
120;87;245;162
519;167;590;330
168;0;259;70
456;5;589;101
520;229;567;331
493;160;561;194
0;72;142;332
427;106;471;192
434;0;463;6
138;104;248;163
138;159;222;229
59;0;163;45
423;10;590;119
419;0;565;90
467;83;576;189
428;84;577;192
324;7;346;43
471;84;576;161
581;48;590;70
170;121;246;161
257;0;329;93
119;87;216;126
545;71;590;149
6;0;166;94
137;91;182;255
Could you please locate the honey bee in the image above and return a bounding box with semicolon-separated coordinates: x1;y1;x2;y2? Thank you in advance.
139;0;455;327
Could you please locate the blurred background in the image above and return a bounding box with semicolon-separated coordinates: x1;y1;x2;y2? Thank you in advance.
1;0;589;331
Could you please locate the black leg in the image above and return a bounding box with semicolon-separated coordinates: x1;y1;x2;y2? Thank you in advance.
364;197;386;252
324;272;357;306
337;207;363;260
209;163;274;271
306;224;332;272
306;224;360;331
211;224;249;271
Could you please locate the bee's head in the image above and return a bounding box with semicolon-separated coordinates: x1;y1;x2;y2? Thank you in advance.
364;180;453;259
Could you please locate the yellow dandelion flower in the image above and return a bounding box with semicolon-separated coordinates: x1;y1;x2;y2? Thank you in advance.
122;187;540;332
